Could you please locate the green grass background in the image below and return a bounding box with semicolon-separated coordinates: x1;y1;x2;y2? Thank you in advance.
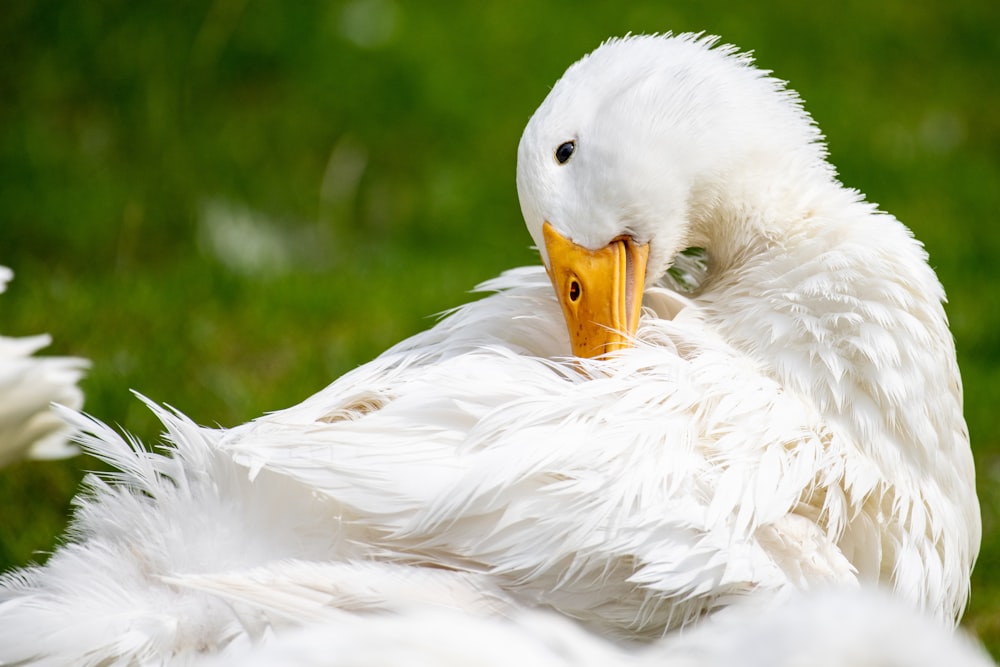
2;0;998;654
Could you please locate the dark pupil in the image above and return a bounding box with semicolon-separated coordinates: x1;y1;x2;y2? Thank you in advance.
569;279;581;302
556;141;575;164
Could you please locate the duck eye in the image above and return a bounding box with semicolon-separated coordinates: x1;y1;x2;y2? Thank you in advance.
555;141;576;165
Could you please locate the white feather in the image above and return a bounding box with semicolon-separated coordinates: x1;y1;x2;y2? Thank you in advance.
0;266;88;466
194;589;992;667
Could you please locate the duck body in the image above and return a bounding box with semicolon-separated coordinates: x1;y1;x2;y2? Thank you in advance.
0;33;979;664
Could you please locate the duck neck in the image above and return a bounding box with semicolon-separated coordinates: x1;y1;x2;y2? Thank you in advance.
691;168;979;618
695;171;963;464
688;171;978;615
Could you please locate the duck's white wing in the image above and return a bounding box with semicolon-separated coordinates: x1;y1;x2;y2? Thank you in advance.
0;266;88;466
0;268;855;664
222;268;855;637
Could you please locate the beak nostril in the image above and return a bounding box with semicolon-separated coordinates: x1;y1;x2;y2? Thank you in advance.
569;279;581;302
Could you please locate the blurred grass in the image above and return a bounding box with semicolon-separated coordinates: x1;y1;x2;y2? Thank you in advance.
1;0;998;654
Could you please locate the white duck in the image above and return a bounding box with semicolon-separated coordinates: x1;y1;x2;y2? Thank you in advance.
0;266;88;467
0;33;980;665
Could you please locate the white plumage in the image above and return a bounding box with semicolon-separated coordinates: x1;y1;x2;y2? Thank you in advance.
0;33;981;665
0;266;88;467
194;589;992;667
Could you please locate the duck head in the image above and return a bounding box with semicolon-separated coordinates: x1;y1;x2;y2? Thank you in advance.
516;34;824;358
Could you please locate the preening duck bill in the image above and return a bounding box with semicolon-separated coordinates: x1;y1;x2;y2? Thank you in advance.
542;221;649;358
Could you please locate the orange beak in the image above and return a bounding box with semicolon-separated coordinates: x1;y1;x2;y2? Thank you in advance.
542;221;650;358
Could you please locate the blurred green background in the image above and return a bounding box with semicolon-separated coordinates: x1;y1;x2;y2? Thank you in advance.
1;0;998;654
